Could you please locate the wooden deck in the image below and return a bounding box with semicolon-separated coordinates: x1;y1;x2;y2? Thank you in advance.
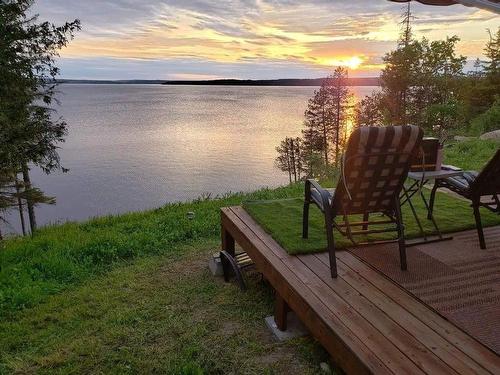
221;206;500;375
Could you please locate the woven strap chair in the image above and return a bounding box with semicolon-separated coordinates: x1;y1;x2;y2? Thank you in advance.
303;125;424;278
429;148;500;249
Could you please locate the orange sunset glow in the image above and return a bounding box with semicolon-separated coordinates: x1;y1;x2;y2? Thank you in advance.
33;1;499;80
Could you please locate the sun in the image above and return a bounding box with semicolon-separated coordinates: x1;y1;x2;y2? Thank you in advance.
320;56;363;70
344;56;363;69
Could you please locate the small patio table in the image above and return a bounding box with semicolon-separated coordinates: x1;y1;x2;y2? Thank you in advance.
401;166;463;246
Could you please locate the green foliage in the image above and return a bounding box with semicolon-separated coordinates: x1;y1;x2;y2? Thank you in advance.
302;67;352;168
0;0;80;171
354;92;386;127
424;98;464;142
483;27;500;78
469;98;500;136
275;137;303;183
0;0;80;233
276;67;352;181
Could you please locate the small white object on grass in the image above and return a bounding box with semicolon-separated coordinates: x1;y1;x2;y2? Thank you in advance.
187;211;195;220
320;362;332;374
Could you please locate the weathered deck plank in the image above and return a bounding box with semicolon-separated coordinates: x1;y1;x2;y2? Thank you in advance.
221;206;500;374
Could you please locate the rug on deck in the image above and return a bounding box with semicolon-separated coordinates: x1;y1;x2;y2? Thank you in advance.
349;226;500;355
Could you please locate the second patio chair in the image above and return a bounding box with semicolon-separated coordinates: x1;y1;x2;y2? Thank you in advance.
428;148;500;249
302;125;424;278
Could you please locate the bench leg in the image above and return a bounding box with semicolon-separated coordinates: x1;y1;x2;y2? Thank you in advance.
274;292;289;331
221;225;235;256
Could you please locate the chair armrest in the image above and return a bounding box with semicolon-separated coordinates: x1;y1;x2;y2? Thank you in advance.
305;179;332;213
462;171;478;184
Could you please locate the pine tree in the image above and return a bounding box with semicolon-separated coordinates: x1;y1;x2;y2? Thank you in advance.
303;80;335;167
330;67;351;167
0;0;80;234
302;67;351;168
275;137;302;183
484;28;500;78
380;3;420;125
355;93;385;128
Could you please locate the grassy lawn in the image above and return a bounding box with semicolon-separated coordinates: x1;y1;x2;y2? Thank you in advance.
0;242;329;374
0;138;498;373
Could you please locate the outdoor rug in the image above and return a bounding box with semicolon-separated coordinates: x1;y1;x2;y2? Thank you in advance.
243;191;500;255
349;227;500;355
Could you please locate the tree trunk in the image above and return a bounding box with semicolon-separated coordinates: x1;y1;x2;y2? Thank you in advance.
321;105;329;167
22;164;37;234
335;93;341;167
290;139;297;182
15;176;27;236
285;148;292;184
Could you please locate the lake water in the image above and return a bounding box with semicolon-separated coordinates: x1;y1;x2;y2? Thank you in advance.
4;84;378;233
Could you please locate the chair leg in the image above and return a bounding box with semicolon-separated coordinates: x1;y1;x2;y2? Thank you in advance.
493;194;500;214
302;201;310;239
473;202;486;249
394;199;407;271
324;211;338;278
428;182;438;220
362;212;369;230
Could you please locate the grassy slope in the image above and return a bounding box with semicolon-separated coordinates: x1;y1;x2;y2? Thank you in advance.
0;138;498;373
1;243;329;374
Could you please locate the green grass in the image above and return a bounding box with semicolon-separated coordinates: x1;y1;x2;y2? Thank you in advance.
0;138;498;373
0;184;303;319
243;193;500;255
443;138;499;171
0;243;331;374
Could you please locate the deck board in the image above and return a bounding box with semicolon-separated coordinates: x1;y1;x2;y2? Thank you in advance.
221;206;500;374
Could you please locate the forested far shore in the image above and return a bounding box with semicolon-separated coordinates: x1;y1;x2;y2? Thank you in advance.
57;77;381;86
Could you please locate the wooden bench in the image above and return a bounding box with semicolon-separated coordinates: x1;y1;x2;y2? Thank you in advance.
221;206;500;374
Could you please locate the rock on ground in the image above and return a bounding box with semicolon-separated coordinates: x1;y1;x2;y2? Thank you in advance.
454;135;476;142
480;130;500;140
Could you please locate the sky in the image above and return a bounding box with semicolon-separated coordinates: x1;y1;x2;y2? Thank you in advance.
32;0;500;80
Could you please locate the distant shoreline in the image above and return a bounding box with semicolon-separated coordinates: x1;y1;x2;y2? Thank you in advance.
57;77;381;87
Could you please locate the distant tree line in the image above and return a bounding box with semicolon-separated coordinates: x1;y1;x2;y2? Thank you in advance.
276;5;500;181
0;0;79;239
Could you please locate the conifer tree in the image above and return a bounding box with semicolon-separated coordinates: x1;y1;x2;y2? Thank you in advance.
380;3;420;125
0;0;80;234
275;137;302;183
355;93;385;128
302;67;351;168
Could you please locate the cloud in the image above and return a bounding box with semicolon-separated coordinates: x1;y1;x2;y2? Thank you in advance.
32;0;500;79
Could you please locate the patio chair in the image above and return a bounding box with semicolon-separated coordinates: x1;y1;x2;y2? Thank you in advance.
302;125;424;278
428;149;500;249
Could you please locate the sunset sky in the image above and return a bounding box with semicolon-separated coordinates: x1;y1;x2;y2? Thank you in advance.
33;0;500;80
